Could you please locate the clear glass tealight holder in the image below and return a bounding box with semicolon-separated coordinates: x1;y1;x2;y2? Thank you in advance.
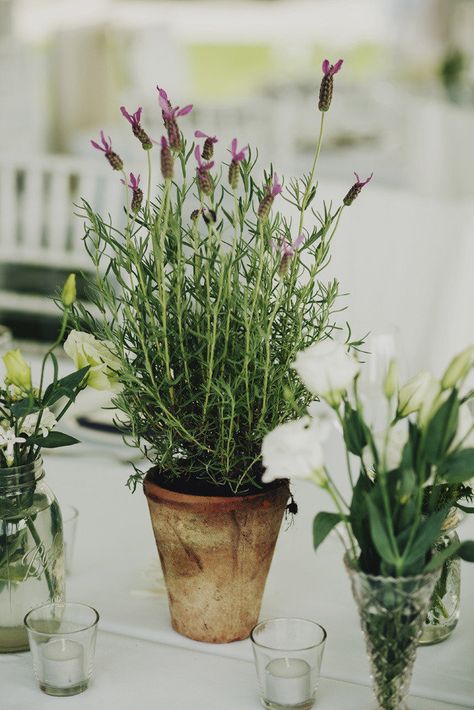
24;602;99;697
251;618;327;710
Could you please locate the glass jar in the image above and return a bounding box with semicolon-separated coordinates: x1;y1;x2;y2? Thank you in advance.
420;508;462;645
0;458;64;652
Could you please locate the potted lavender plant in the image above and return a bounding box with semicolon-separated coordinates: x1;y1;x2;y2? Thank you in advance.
66;60;372;643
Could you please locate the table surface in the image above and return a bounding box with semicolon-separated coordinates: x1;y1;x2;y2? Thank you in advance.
1;430;473;710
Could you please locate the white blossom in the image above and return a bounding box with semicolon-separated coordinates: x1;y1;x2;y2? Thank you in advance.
21;408;57;438
441;346;474;390
293;341;359;406
261;417;326;485
0;427;26;466
362;421;409;474
397;370;434;418
64;330;122;392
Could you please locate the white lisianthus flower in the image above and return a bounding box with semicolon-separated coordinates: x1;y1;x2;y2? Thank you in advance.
0;426;26;466
397;370;434;418
3;349;32;390
417;375;448;428
307;400;339;439
64;331;122;392
261;417;327;485
293;341;359;406
362;421;409;474
441;345;474;390
21;408;57;438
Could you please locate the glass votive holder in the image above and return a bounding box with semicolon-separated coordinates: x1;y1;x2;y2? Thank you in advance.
24;602;99;697
251;618;327;710
61;504;79;575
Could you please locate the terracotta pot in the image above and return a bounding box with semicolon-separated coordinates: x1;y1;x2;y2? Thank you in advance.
143;473;290;643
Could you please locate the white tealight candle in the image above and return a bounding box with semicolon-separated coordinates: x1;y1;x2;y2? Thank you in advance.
42;638;84;689
265;657;312;705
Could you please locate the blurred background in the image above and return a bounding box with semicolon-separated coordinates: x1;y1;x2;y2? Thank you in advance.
0;0;473;378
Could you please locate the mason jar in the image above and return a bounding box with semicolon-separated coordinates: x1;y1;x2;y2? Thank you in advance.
420;508;462;645
0;458;64;652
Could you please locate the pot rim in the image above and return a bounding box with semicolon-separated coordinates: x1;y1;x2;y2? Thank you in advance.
143;471;289;507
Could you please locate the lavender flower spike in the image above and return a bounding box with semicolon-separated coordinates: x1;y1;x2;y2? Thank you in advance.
120;105;153;150
343;172;373;206
120;172;143;213
194;145;214;196
91;130;123;171
157;86;193;151
258;173;282;221
195;130;218;161
278;233;306;277
228;138;248;190
318;58;343;112
160;136;174;180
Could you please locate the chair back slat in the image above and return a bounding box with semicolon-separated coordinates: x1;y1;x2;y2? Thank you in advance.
0;155;124;269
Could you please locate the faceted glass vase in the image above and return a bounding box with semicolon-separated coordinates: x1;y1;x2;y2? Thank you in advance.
420;509;461;645
345;554;439;710
0;458;65;652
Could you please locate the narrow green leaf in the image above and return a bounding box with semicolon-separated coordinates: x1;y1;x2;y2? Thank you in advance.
424;390;459;464
438;449;474;485
343;407;368;456
29;431;80;449
42;366;90;407
458;540;474;562
313;512;344;551
366;495;398;565
455;502;474;514
424;540;462;572
11;398;38;418
403;508;447;565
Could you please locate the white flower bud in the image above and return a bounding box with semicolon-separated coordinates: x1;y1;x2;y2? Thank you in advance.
397;370;433;418
3;349;32;390
383;359;398;400
441;346;474;390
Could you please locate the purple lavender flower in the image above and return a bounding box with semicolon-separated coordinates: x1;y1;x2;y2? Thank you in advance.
228;138;248;190
343;172;373;206
195;130;218;161
160;136;174;180
258;173;282;220
121;172;143;213
157;87;193;151
194;145;214;196
91;130;123;171
120;105;153;150
277;233;306;276
318;58;343;112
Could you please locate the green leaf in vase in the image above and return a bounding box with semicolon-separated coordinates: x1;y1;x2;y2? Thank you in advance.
439;449;474;485
42;366;90;407
28;431;80;449
313;511;344;551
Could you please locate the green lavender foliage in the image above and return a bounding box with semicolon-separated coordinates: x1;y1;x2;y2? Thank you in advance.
72;136;349;493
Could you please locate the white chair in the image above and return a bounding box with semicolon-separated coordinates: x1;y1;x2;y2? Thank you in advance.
0;154;123;316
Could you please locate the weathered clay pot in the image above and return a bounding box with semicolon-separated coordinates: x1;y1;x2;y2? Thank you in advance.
143;473;289;643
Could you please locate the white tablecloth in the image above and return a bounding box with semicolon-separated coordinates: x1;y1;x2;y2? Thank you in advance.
2;442;473;709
